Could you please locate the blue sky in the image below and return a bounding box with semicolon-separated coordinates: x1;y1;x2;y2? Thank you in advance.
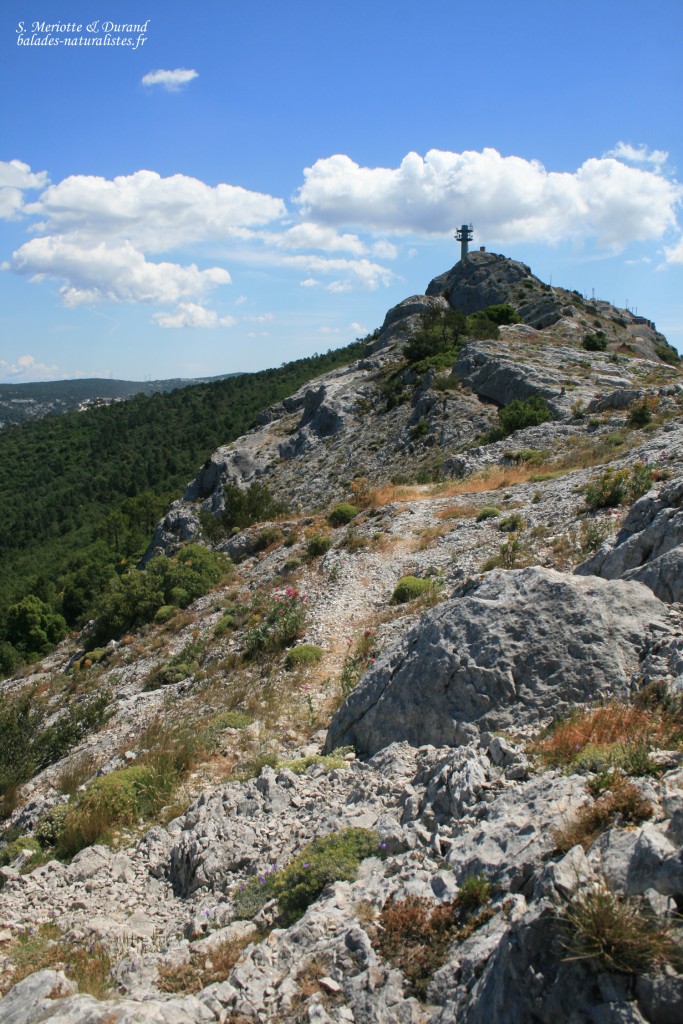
1;0;682;382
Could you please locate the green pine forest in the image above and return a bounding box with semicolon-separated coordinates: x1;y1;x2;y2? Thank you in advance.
0;340;366;670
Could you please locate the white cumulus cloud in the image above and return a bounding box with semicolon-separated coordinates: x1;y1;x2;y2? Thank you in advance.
142;68;199;91
0;354;70;382
153;303;237;328
0;160;50;219
274;222;366;255
295;147;680;249
606;142;669;167
26;169;285;251
664;237;683;264
11;237;231;306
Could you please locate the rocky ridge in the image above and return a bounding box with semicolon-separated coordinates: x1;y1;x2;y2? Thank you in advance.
1;252;683;1022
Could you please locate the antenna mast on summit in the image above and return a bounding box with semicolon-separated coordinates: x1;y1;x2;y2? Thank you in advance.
455;224;473;262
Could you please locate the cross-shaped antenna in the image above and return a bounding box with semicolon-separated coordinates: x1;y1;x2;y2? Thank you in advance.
455;223;474;262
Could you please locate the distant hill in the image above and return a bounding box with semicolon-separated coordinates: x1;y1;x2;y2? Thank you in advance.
0;373;243;429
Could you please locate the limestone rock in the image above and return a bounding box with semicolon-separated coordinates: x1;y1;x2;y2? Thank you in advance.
326;567;678;757
426;250;564;330
576;476;683;604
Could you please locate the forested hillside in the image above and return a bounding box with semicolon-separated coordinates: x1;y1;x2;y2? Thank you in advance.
0;340;365;669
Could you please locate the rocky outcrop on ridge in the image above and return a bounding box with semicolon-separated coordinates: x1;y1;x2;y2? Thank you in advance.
325;567;683;756
426;250;564;328
576;475;683;606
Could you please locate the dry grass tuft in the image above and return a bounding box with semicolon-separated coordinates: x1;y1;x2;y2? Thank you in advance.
531;695;683;776
553;777;653;853
157;935;251;993
563;886;683;973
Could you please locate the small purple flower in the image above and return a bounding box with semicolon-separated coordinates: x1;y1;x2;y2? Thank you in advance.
380;842;387;849
303;862;310;869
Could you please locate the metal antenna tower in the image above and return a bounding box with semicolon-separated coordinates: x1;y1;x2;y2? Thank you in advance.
455;223;473;262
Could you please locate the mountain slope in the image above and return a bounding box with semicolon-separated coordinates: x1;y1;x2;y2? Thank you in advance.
1;253;682;1023
0;373;243;430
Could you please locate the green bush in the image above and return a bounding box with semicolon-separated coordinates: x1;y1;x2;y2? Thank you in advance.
0;835;41;868
457;872;492;911
0;641;21;679
627;399;653;428
390;576;437;605
252;526;284;552
284;644;324;669
584;462;654;509
476;506;500;522
497;395;553;437
498;513;525;533
243;587;308;660
233;828;380;926
655;342;680;366
0;688;111;802
405;308;467;363
5;596;67;659
92;544;227;644
306;534;332;558
466;315;499;339
328;503;359;527
154;605;177;624
200;482;286;541
583;332;607;351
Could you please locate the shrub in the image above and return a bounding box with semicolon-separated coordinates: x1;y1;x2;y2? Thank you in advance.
405;308;467;363
0;688;110;805
390;576;436;605
481;538;524;571
497;395;553;437
274;828;379;924
5;596;67;659
0;641;21;678
466;314;499;339
285;644;324;670
92;544;228;644
328;503;359;527
233;828;379;926
563;887;683;973
154;605;177;624
340;629;378;697
0;836;41;868
375;880;493;995
252;526;284;552
207;710;252;731
157;935;251;994
410;418;429;440
0;923;113;998
655;342;680;366
554;778;652;853
476;506;500;522
338;526;368;553
498;512;525;533
306;534;332;557
583;332;607;351
479;303;517;325
530;697;683;775
243;586;308;660
627;399;653;428
278;747;353;775
457;872;492;911
211;481;286;537
584;462;653;510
